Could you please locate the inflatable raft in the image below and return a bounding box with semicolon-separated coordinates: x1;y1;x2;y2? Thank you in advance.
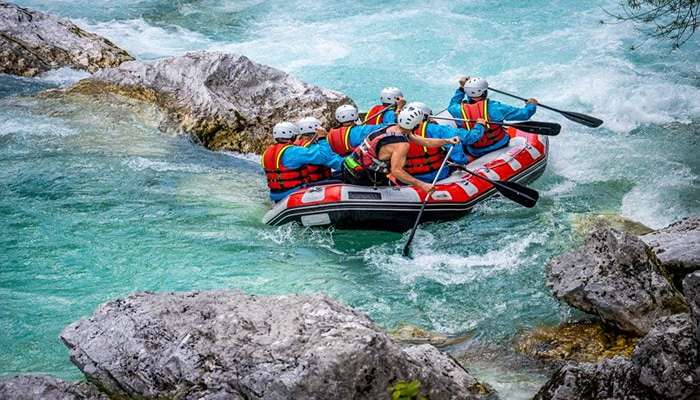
263;115;549;231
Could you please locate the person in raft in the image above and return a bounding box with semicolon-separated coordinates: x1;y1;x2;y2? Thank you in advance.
363;86;402;124
324;104;393;156
401;101;486;182
261;121;344;202
294;116;344;182
341;107;460;193
448;76;538;157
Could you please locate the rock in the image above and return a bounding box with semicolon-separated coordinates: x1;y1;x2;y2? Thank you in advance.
547;228;688;335
0;2;132;77
572;213;654;238
684;271;700;342
632;313;699;399
389;323;472;347
533;357;656;400
66;52;353;154
642;217;700;289
0;374;107;399
60;291;494;400
514;320;637;364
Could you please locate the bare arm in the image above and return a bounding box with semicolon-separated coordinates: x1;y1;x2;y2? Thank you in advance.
387;143;433;192
408;133;460;148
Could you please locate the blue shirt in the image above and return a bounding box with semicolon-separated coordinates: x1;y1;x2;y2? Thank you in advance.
345;123;392;148
268;140;344;202
382;109;397;124
447;88;536;157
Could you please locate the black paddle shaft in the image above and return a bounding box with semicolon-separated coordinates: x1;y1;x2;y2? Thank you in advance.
451;164;539;208
488;87;603;128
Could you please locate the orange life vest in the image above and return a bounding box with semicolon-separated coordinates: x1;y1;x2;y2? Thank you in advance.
405;122;445;175
327;126;355;156
459;100;507;149
364;104;388;125
293;136;333;183
261;143;306;192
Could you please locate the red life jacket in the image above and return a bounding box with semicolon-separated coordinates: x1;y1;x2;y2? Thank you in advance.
261;143;306;192
364;104;388;125
327;126;355;156
293;136;332;183
459;99;507;149
405;122;445;175
352;126;406;173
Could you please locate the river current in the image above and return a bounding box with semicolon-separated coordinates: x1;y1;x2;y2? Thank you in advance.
1;0;698;397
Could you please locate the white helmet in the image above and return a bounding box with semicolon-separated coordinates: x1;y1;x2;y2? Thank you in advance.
405;101;432;120
464;77;488;99
296;116;322;135
272;121;300;141
397;107;423;130
379;87;403;105
335;104;359;124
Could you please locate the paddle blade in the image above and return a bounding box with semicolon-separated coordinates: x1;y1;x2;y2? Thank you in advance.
560;110;603;128
509;121;561;136
492;180;539;208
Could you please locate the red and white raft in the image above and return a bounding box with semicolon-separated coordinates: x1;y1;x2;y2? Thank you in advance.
263;121;549;232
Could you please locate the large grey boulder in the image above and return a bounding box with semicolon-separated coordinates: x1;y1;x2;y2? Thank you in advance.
533;357;654;400
60;291;493;400
684;271;700;342
642;217;700;288
547;228;688;335
0;375;107;399
0;2;132;77
67;52;353;154
536;314;699;400
632;314;699;399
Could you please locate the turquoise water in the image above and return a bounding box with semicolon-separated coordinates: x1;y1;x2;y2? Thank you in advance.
2;0;699;397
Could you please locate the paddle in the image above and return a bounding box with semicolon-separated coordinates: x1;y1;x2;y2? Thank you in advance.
429;116;561;136
488;87;603;128
448;162;539;208
402;146;455;257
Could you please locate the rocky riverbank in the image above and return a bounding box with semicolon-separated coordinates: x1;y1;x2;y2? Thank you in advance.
0;2;132;76
531;217;700;400
64;52;353;154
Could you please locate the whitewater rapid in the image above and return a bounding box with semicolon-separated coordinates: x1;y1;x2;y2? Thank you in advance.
1;1;698;398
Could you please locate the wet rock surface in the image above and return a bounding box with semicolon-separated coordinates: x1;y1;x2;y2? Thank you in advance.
67;51;353;154
0;2;132;77
60;291;494;400
547;228;687;336
642;217;700;289
514;321;637;364
0;375;106;400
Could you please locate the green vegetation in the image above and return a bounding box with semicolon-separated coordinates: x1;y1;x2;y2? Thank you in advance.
389;380;427;400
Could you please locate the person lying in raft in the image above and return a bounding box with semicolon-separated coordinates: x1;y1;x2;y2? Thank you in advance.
324;104;393;156
402;101;486;182
448;76;538;158
341;107;460;193
261;121;344;202
363;86;403;124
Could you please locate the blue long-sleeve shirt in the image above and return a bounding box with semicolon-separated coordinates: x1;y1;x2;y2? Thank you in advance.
382;109;397;124
411;123;484;182
268;141;344;202
447;88;536;157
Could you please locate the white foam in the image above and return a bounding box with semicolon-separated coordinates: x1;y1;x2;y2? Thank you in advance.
36;67;91;86
123;156;210;173
364;231;545;286
74;18;212;59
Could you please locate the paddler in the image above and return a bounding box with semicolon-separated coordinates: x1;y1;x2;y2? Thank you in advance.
363;87;403;124
294;116;344;183
325;104;393;156
448;76;538;157
402;101;486;182
341;107;460;193
261;121;344;202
